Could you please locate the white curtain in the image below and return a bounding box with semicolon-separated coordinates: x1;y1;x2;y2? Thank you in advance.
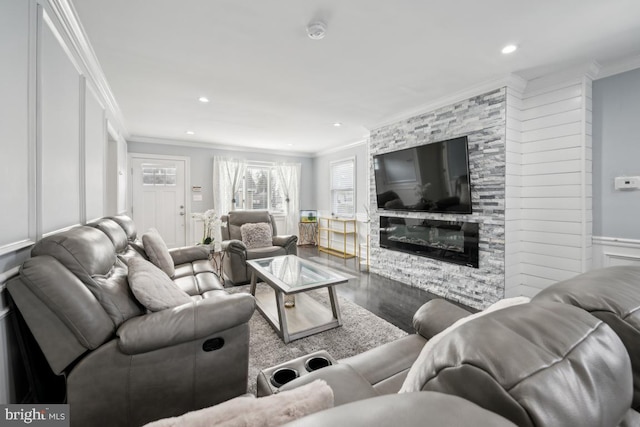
213;157;247;215
276;162;301;236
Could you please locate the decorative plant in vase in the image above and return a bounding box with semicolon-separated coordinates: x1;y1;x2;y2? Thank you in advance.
193;209;220;245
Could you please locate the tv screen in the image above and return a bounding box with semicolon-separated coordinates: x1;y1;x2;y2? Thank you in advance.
374;136;471;214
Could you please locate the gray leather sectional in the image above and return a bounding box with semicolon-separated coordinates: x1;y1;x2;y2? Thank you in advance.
7;216;256;427
8;211;640;426
281;265;640;426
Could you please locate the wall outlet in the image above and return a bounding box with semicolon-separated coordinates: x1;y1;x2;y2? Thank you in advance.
614;176;640;190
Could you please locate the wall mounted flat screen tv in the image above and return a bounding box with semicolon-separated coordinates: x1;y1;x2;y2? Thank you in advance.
374;136;472;214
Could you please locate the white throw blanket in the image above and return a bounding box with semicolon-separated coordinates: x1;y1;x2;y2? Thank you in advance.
144;379;334;427
399;296;530;393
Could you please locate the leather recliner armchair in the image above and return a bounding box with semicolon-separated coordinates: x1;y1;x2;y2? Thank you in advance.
221;210;298;285
7;220;256;427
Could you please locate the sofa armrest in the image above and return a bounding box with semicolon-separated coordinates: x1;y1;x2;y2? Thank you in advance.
169;245;209;265
280;364;379;407
221;239;247;255
281;392;518;427
273;235;298;250
413;299;473;340
117;293;255;354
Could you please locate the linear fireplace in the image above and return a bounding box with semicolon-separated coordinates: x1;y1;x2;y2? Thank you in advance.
379;216;479;268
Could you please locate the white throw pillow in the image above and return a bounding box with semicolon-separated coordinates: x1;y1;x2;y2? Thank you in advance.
128;257;192;312
399;296;530;393
143;379;334;427
240;222;273;249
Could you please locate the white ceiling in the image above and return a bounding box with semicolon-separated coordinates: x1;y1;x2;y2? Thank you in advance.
72;0;640;154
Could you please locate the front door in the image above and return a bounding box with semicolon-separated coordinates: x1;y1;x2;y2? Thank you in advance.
131;156;187;248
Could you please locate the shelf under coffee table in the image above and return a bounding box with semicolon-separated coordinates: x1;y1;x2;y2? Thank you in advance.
247;255;348;343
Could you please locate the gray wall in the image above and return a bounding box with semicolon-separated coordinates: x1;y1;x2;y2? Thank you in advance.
312;143;369;218
593;68;640;239
127;142;315;213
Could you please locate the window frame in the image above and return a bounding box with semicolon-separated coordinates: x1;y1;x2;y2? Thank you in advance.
237;162;285;213
330;157;356;218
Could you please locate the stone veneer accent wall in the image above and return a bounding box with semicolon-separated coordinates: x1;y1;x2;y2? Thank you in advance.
369;88;506;309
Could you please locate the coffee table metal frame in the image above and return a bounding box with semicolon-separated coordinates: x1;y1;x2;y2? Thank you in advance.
247;255;347;343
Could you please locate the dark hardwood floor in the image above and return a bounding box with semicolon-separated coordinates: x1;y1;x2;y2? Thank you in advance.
297;245;472;333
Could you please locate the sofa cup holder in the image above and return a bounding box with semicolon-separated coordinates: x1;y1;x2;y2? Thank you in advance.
304;356;332;372
270;368;299;388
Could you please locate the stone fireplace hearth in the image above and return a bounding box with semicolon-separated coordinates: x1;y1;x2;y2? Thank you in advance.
369;88;506;309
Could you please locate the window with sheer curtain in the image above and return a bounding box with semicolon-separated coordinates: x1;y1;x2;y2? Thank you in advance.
330;157;355;217
238;164;285;213
213;158;300;235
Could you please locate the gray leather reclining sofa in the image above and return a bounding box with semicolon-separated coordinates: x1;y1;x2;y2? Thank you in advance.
7;216;256;427
282;265;640;427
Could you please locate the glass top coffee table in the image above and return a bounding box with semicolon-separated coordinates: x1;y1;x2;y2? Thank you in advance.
247;255;349;343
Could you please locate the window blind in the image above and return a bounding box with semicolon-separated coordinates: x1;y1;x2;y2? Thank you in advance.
330;158;355;217
240;164;285;213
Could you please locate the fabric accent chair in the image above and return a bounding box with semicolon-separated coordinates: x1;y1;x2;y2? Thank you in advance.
221;210;298;285
7;218;256;427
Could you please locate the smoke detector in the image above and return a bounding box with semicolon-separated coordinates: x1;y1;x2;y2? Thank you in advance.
306;21;327;40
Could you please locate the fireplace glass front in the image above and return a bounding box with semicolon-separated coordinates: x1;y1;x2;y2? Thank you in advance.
379;216;479;268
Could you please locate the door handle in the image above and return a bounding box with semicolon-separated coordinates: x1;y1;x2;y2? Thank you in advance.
179;212;185;216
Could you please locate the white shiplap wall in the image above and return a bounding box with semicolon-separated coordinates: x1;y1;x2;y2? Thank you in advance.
517;78;593;296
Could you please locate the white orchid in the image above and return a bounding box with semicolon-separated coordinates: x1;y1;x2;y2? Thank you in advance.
193;209;220;244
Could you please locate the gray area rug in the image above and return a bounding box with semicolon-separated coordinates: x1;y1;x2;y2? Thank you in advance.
226;285;407;396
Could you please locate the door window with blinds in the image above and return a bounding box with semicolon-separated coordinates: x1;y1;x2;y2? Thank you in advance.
330;158;355;217
237;164;285;213
142;165;177;186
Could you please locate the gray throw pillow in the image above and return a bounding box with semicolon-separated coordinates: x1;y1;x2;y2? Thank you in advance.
141;228;175;277
240;222;273;249
128;257;192;312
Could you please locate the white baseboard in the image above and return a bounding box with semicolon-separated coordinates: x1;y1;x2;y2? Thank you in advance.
592;236;640;269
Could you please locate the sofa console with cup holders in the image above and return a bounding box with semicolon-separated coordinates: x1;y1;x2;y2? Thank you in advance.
257;350;337;396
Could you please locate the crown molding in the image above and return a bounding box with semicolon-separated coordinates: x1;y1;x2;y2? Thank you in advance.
127;135;315;158
313;138;369;157
44;0;129;138
596;55;640;80
524;61;602;95
371;74;524;131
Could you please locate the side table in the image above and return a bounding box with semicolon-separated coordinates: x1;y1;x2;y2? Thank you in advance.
202;244;224;279
211;250;224;279
298;222;318;245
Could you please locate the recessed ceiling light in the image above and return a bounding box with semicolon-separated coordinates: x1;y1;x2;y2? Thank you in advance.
287;143;293;147
501;44;517;54
185;131;195;135
198;96;209;103
333;122;342;127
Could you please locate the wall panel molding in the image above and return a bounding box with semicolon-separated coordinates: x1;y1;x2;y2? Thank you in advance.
0;0;36;254
40;10;82;233
593;236;640;268
41;0;128;137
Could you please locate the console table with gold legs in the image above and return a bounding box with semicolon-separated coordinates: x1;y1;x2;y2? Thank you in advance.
317;217;357;259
